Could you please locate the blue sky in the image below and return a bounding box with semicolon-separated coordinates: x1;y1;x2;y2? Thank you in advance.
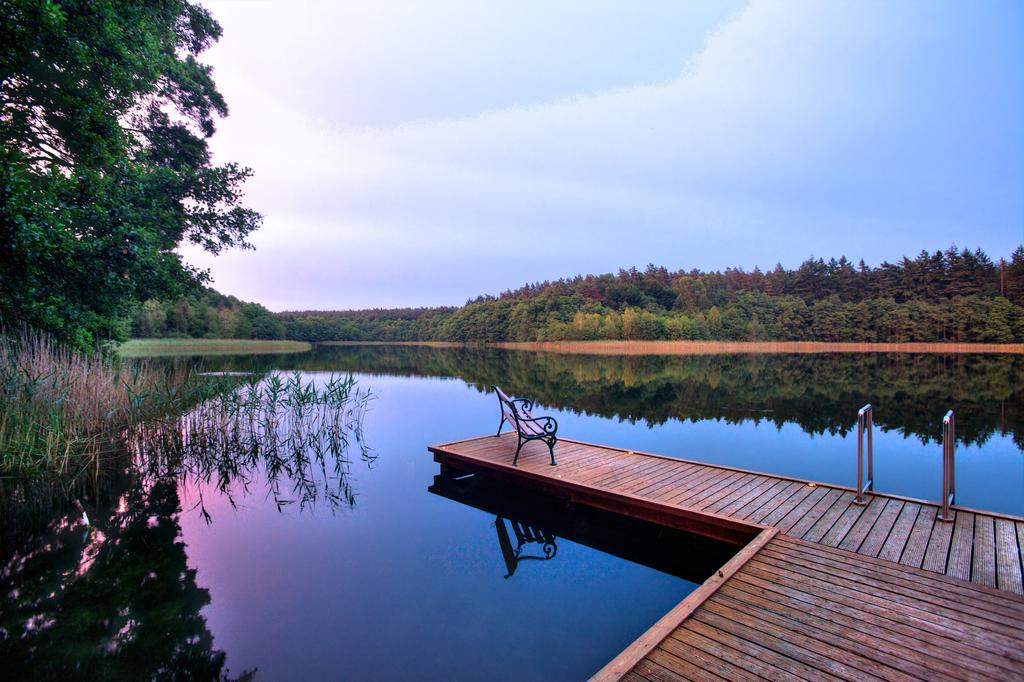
184;0;1024;310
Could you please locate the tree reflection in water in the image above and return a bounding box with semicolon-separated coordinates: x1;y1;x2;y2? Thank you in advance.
0;372;373;680
0;479;253;680
233;345;1024;449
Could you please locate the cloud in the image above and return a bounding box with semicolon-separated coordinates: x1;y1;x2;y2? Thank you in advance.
184;0;1024;310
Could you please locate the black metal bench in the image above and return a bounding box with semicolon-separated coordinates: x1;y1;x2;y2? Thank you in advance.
493;385;558;466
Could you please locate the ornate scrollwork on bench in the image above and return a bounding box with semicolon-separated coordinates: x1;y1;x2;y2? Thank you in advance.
493;385;558;466
494;515;558;579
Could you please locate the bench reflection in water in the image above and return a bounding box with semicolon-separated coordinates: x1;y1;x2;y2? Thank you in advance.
495;516;558;578
429;470;736;584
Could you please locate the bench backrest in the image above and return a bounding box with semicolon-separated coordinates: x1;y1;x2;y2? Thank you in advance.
495;385;531;422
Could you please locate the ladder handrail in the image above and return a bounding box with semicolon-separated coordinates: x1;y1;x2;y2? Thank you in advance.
938;410;956;521
855;404;873;505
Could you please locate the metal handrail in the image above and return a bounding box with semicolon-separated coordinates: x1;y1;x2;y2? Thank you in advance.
938;410;956;521
855;404;873;505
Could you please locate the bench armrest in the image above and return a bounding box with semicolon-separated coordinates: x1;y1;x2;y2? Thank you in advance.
508;397;534;414
516;415;558;435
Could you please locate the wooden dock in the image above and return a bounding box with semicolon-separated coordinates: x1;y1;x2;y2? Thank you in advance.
428;433;1024;681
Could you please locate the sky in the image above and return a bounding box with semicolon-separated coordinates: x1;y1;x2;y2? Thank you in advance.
182;0;1024;311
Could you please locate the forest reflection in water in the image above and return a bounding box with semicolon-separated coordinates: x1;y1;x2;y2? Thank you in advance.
0;477;254;681
205;344;1024;450
0;372;374;680
1;345;1020;680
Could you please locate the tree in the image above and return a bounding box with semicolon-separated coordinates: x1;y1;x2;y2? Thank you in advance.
0;1;260;348
981;297;1015;343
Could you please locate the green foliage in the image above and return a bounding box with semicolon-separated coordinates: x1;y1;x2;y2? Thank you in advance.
130;288;286;340
277;307;456;342
0;0;260;349
280;247;1024;343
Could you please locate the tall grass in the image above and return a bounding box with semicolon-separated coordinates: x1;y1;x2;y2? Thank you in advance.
0;329;373;537
0;329;216;480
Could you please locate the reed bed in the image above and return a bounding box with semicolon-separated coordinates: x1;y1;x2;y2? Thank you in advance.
0;329;219;480
0;328;374;544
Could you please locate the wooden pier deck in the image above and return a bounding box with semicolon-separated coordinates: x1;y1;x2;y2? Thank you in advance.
428;434;1024;681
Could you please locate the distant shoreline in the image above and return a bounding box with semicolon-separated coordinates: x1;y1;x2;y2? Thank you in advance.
321;340;1024;355
118;338;312;357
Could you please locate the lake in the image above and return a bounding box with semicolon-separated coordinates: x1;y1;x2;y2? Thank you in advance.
2;345;1021;680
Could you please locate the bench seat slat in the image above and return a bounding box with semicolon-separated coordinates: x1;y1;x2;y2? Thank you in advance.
493;385;558;466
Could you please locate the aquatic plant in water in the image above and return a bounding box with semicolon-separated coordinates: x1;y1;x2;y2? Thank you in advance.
129;372;374;519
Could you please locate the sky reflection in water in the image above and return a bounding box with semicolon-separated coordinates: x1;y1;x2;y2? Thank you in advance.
3;347;1021;680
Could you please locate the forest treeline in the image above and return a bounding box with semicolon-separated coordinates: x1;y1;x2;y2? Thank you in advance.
279;246;1024;344
131;289;285;340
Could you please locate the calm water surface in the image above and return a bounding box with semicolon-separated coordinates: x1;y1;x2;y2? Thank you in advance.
2;346;1022;680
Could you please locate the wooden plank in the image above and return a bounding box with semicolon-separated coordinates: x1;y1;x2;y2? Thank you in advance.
666;471;746;508
632;657;696;682
742;561;1024;661
584;455;663;487
752;483;816;526
623;463;700;496
749;556;1024;651
730;570;1023;678
972;515;998;588
946;510;975;581
647;649;729;682
694;475;773;513
688;474;764;511
653;638;760;682
723;575;1017;680
773;484;829;534
857;498;906;558
622;672;652;682
738;481;803;522
836;495;888;552
757;547;1024;635
704;476;780;516
802;491;856;543
819;497;870;548
646;466;724;501
995;518;1023;594
712;591;927;681
759;543;1024;627
784;487;843;538
633;464;714;501
589;528;778;682
921;510;954;573
771;535;1024;619
729;479;793;520
667;627;798;680
600;461;678;493
678;619;827;680
899;504;936;569
696;603;890;681
650;466;733;504
876;502;920;562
